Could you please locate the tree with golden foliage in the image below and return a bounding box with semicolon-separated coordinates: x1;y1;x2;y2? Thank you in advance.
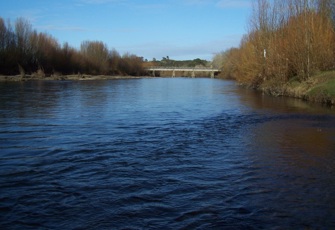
218;0;335;87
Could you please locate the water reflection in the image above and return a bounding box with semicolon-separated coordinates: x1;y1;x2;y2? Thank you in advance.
0;78;335;229
0;81;61;119
238;114;335;229
235;85;335;164
235;86;334;114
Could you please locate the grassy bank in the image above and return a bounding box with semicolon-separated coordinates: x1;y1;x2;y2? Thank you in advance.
259;71;335;106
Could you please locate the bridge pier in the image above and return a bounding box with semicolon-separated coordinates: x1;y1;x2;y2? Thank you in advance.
172;69;175;78
192;70;195;78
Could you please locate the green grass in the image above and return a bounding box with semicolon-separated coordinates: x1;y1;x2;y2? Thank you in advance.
308;78;335;96
306;71;335;104
260;70;335;105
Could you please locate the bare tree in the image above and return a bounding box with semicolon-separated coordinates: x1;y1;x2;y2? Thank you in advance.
81;41;109;74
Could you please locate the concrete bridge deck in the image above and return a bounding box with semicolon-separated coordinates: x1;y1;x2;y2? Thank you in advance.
146;67;221;78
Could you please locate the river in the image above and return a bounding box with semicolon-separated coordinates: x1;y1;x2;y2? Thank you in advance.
0;78;335;229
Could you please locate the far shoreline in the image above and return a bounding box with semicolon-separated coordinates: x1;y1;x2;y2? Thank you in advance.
0;74;154;82
1;73;334;107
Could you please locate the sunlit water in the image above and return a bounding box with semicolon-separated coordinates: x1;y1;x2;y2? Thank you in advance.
1;78;335;229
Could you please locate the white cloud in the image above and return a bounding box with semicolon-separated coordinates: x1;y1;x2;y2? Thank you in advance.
216;0;251;8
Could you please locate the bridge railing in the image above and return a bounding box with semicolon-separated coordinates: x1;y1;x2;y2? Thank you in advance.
146;66;221;78
146;66;221;72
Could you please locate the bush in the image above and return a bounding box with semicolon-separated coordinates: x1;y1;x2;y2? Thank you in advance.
219;0;335;88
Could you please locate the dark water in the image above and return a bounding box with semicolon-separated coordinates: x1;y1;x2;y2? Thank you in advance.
1;78;335;229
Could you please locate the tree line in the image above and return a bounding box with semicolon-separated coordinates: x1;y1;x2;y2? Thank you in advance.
214;0;335;87
142;56;210;69
0;17;146;76
153;56;210;67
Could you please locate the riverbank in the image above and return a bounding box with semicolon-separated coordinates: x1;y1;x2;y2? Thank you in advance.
0;74;149;82
251;71;335;106
2;72;335;106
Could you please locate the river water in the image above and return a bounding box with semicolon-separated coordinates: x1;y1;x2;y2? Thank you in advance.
0;78;335;229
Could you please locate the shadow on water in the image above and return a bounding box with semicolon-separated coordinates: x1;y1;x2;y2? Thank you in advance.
209;83;335;229
235;85;335;114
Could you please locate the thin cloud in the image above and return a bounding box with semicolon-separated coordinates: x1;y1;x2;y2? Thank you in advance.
181;0;212;6
10;9;43;23
129;3;168;10
216;0;251;8
78;0;125;4
37;25;87;32
118;35;243;60
114;27;141;34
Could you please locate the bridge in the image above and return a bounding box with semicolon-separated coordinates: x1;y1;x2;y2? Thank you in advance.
146;67;221;78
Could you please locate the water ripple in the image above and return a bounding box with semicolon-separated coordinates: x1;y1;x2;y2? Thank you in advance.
1;79;335;229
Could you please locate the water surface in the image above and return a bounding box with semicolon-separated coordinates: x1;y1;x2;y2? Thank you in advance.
1;78;335;229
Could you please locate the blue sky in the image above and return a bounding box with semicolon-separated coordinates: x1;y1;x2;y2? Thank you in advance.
0;0;251;60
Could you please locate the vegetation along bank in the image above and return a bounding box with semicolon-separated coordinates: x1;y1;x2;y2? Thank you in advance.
0;17;147;77
213;0;335;105
2;0;335;106
0;17;210;80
